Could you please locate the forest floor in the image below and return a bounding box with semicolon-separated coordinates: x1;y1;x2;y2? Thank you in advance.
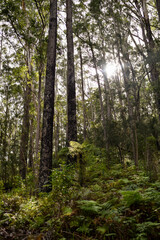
0;152;160;240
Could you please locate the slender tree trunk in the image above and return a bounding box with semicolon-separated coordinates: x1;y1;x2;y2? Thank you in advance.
35;70;42;160
156;0;160;21
88;37;108;154
2;86;9;184
102;71;111;121
0;23;3;76
39;0;57;192
118;45;139;167
19;82;31;179
135;0;160;119
79;47;87;140
19;0;32;180
34;68;42;189
142;0;160;119
55;112;59;160
66;0;77;147
28;118;34;169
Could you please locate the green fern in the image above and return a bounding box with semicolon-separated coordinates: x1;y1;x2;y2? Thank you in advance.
77;200;102;215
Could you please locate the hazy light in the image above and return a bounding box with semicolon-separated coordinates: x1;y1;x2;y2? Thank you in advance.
105;62;119;78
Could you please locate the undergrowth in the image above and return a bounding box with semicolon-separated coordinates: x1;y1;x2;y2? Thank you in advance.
0;145;160;239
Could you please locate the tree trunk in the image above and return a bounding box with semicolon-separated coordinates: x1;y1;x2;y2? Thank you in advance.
0;23;3;76
28;118;34;169
156;0;160;21
55;111;59;161
66;0;77;147
2;86;9;184
39;0;57;192
88;36;108;155
19;82;31;179
137;0;160;119
79;47;87;140
117;42;139;167
19;0;32;180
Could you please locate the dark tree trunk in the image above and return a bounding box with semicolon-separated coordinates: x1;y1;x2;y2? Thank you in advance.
156;0;160;21
39;0;57;192
66;0;77;147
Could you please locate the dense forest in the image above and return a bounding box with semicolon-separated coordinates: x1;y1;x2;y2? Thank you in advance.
0;0;160;239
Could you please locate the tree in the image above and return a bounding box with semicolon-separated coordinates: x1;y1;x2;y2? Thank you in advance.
66;0;77;148
39;0;57;192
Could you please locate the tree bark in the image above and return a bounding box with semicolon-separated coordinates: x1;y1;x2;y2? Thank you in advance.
39;0;57;192
0;23;3;76
66;0;77;147
156;0;160;21
79;47;87;140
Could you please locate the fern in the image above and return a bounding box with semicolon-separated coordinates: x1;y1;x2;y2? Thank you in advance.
120;190;143;207
77;200;102;215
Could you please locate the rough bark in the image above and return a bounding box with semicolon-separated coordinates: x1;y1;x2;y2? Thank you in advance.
66;0;77;146
39;0;57;192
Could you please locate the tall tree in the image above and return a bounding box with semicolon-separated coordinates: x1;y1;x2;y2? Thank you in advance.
19;1;32;180
66;0;77;147
39;0;57;192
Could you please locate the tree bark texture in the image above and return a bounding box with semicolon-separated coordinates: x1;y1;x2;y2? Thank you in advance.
66;0;77;146
39;0;57;192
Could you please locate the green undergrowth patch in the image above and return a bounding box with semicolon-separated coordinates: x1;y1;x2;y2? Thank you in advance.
0;162;160;239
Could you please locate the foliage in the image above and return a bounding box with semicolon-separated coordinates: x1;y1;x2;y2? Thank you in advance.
0;160;160;239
